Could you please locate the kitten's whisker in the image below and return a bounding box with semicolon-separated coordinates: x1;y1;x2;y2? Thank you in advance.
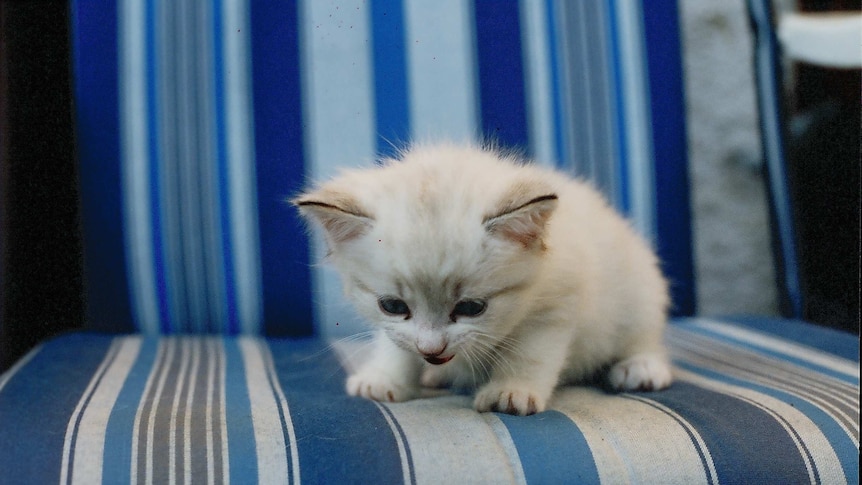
472;334;523;378
302;330;376;362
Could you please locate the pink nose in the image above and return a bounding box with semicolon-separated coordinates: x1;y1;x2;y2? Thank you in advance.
416;342;447;358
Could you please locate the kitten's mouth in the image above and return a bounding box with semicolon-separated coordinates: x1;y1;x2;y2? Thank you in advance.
424;355;454;365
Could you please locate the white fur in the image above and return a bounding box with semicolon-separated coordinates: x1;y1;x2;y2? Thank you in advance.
294;143;672;415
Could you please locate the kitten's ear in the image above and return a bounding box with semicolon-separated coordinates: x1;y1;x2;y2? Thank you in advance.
292;190;373;247
484;190;558;249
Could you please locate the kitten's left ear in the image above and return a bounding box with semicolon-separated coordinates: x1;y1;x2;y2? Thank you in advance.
484;189;558;250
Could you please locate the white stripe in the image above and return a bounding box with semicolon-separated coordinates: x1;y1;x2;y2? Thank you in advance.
381;395;524;483
59;340;122;485
404;0;479;143
66;338;142;485
481;413;528;485
554;387;713;484
259;340;301;484
519;0;556;167
183;339;202;485
238;338;289;484
205;339;219;485
168;339;192;485
611;0;655;241
120;0;160;334
689;318;860;378
222;0;263;334
218;339;231;482
299;0;376;340
676;368;847;485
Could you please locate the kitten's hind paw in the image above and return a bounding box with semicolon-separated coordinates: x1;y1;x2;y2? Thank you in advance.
346;370;417;403
474;381;547;416
609;353;673;392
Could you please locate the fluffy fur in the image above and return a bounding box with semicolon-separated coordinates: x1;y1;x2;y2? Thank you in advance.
293;143;672;416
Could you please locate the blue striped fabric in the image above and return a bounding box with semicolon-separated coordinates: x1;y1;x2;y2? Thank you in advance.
72;0;695;336
0;317;857;483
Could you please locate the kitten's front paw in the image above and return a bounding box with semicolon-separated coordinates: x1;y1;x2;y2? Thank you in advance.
346;370;417;403
474;381;547;416
609;353;673;392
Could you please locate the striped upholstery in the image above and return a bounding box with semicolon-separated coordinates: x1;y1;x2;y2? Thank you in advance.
2;1;856;484
0;317;857;483
74;0;693;337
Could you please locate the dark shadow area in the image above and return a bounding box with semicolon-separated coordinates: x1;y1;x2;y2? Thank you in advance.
0;1;84;372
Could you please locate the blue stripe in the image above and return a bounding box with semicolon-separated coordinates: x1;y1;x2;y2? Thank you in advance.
212;1;239;334
747;0;803;319
223;339;258;482
497;410;600;484
640;0;696;317
249;3;314;337
474;0;529;150
102;338;160;484
268;339;406;483
146;0;171;334
605;0;631;215
71;0;135;333
674;363;857;484
370;0;411;159
650;381;813;483
378;404;417;485
0;335;115;483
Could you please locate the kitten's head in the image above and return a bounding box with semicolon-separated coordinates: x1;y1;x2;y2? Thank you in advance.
293;144;558;367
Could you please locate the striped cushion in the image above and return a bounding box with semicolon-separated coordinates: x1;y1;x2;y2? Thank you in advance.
73;0;693;336
0;317;857;483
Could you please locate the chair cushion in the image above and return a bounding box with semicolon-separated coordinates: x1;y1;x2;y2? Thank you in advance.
1;317;857;483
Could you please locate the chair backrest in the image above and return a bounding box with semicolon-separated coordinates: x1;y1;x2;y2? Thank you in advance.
72;0;694;337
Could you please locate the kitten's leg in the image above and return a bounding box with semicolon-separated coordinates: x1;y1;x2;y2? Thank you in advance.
473;323;572;416
608;346;673;392
346;331;421;402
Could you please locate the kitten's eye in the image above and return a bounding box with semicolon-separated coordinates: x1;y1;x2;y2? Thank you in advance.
378;298;411;319
451;300;487;320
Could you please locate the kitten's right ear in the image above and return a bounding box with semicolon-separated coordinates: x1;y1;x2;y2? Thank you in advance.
291;191;373;246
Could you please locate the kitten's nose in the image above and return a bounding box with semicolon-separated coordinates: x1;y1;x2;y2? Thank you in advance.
417;342;453;365
416;342;446;357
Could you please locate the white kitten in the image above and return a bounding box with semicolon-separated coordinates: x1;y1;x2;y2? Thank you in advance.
293;143;672;416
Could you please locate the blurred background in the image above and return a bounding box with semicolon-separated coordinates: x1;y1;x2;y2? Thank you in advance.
1;0;859;370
